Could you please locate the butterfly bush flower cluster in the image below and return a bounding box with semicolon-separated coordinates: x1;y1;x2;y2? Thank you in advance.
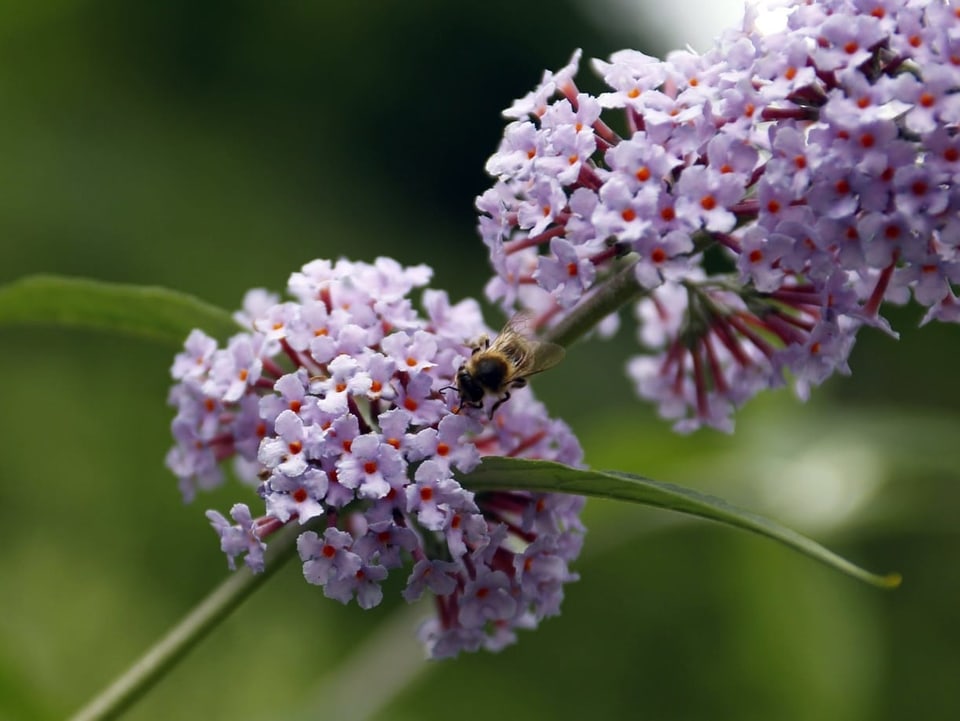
478;0;960;431
166;258;584;658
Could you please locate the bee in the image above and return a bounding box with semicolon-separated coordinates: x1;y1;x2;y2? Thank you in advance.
451;313;565;417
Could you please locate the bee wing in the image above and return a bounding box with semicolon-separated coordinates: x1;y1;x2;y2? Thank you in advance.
501;311;537;338
527;340;565;375
494;312;565;380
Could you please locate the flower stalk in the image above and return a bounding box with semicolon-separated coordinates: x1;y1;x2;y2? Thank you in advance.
68;520;317;721
541;255;648;348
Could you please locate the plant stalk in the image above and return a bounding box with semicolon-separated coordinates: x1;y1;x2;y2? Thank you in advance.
542;256;647;348
68;520;316;721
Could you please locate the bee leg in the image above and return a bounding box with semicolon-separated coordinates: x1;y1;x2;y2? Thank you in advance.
470;334;490;354
489;391;511;418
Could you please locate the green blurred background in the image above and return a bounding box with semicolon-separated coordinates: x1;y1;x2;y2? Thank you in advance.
1;2;958;720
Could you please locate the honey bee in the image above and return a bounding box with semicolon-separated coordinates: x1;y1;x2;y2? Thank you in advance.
451;313;565;417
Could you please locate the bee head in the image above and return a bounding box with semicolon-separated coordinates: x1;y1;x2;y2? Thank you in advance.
456;365;486;406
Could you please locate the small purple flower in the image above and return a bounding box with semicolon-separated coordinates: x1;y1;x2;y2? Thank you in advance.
259;369;319;427
418;619;484;660
262;468;327;524
380;330;437;375
515;537;579;618
402;558;461;602
517;178;570;237
444;510;490;561
674;165;741;234
737;225;794;292
594;175;657;243
458;569;518;629
406;462;475;531
592;48;667;108
297;527;362;587
313;354;373;415
203;334;264;403
405;413;481;474
353;519;418;570
206;503;266;573
233;288;279;329
632;230;694;289
535;237;597;309
812;13;886;71
504;49;581;119
336;432;405;500
257;409;319;478
392;371;447;425
324;560;389;609
171;329;217;383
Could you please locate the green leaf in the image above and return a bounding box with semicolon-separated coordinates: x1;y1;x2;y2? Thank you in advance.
459;456;901;589
0;274;240;345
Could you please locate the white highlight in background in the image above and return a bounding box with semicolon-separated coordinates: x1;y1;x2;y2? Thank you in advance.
578;0;746;52
579;0;790;53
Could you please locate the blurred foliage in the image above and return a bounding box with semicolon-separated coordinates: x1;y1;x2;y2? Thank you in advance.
0;2;957;720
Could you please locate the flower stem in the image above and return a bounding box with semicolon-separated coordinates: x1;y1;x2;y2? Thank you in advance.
68;519;317;721
542;256;647;348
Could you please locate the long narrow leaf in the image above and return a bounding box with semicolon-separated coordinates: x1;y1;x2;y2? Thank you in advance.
0;274;239;345
460;456;901;589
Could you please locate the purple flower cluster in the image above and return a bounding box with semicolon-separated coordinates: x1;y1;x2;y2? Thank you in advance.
166;258;584;658
478;0;960;431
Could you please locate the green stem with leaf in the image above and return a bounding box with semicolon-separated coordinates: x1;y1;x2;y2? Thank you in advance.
0;273;901;721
